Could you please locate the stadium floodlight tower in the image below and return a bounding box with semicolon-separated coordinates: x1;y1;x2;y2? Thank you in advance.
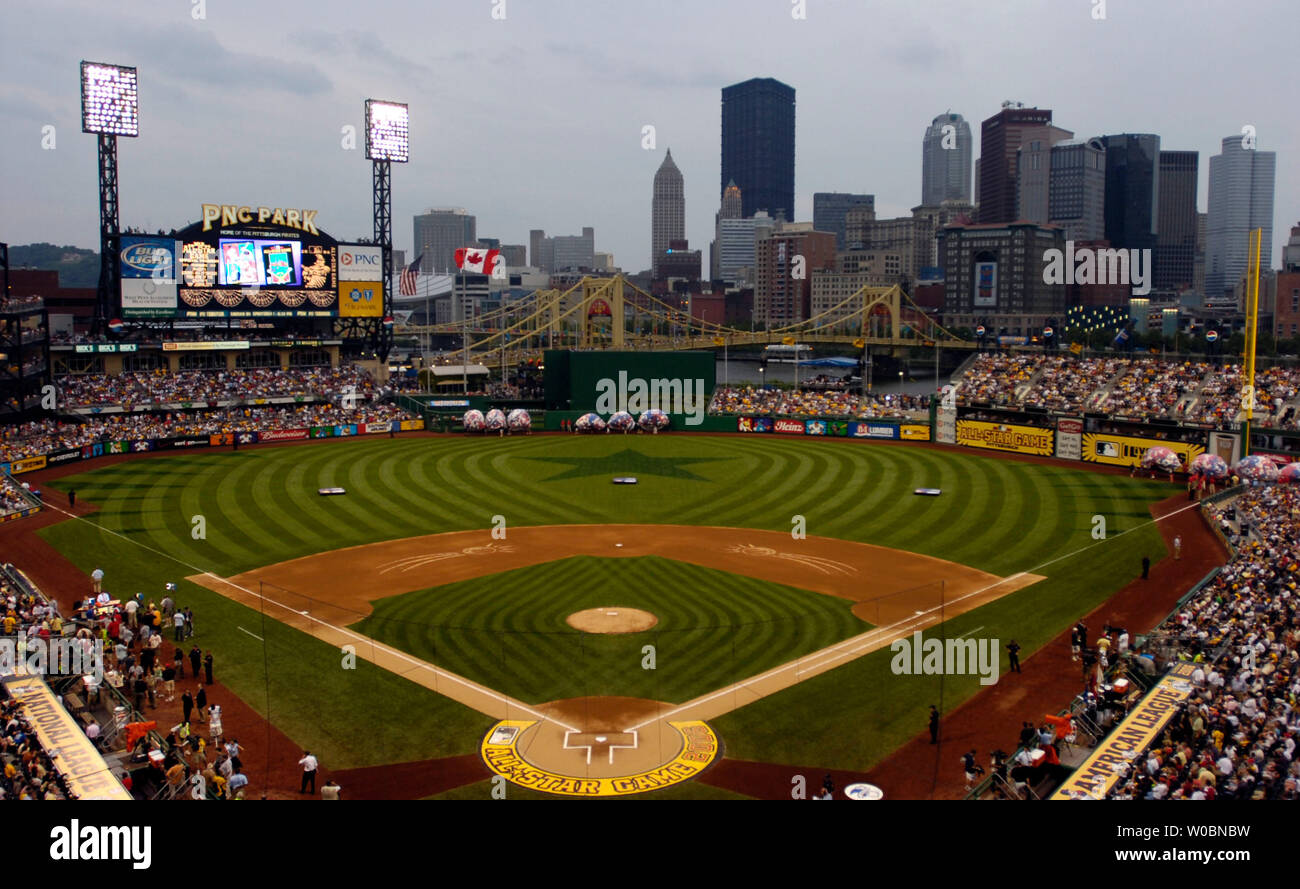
81;61;139;335
364;99;408;362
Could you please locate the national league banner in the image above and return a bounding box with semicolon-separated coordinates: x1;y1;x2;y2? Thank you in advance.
454;247;502;275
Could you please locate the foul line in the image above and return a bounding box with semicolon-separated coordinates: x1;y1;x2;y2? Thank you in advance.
236;626;263;642
44;505;581;734
42;495;1210;740
623;500;1210;732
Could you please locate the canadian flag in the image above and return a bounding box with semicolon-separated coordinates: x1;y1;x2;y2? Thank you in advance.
455;247;502;274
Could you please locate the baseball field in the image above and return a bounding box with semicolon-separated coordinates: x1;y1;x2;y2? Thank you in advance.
33;433;1169;798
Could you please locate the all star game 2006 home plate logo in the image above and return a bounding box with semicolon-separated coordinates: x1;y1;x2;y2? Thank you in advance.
481;720;720;796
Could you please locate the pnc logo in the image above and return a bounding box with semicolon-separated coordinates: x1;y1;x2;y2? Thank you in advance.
594;371;706;426
341;250;379;266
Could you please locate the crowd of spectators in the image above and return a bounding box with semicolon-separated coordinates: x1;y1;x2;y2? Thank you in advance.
1098;361;1211;419
1101;485;1300;800
0;572;73;800
1021;356;1125;414
708;386;929;418
0;402;416;463
0;699;71;799
956;354;1040;407
0;295;43;312
0;474;36;517
955;354;1300;430
57;366;378;408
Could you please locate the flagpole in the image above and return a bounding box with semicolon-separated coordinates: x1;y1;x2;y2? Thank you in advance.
462;271;469;396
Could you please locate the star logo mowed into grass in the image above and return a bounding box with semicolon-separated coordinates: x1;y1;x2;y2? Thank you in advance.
522;448;729;482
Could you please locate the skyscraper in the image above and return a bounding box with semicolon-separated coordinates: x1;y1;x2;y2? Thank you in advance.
1016;124;1074;224
1048;139;1106;242
721;78;795;221
1102;134;1161;254
720;180;743;220
922;112;972;206
413;208;476;274
1155;150;1199;292
976;104;1058;224
711;180;745;279
1206;134;1276;299
812;193;875;250
651;149;686;278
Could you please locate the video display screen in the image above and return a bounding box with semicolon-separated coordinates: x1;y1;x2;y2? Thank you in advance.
217;239;302;287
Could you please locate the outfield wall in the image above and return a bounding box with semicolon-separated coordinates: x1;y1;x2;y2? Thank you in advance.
0;419;427;477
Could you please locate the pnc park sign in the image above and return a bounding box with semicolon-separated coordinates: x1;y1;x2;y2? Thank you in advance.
200;203;320;235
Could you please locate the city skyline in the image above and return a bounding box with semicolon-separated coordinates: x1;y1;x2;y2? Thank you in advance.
2;0;1296;276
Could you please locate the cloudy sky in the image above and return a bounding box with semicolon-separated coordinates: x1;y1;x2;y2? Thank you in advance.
2;0;1295;273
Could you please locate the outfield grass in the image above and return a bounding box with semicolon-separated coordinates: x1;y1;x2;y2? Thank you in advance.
38;434;1169;775
351;555;867;704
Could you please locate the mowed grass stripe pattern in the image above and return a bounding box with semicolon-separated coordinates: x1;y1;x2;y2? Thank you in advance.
351;555;867;705
38;435;1171;773
46;435;1168;578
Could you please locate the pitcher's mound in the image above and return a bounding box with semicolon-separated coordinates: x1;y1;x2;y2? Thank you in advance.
567;607;657;634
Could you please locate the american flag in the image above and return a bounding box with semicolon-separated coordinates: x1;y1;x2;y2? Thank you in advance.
399;253;423;296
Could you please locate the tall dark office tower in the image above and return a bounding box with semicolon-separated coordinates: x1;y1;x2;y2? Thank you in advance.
1102;134;1161;254
1155;151;1199;292
721;78;795;222
812;193;874;249
976;104;1056;224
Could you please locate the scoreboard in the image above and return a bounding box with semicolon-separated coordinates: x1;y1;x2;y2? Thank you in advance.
119;205;382;319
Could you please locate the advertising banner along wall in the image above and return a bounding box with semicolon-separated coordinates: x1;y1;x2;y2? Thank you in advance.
1051;663;1198;800
1055;417;1083;461
955;419;1055;455
1081;432;1205;469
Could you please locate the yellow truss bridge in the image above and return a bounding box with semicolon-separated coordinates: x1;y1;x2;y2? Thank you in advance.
400;274;972;364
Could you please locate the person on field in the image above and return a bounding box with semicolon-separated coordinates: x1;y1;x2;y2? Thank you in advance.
928;705;940;744
203;651;214;685
299;751;318;794
68;489;76;509
321;780;342;800
962;750;985;790
1006;640;1021;674
189;645;202;677
173;609;186;642
1141;556;1150;580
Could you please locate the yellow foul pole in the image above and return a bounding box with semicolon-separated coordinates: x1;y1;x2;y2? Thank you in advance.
1243;227;1262;457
